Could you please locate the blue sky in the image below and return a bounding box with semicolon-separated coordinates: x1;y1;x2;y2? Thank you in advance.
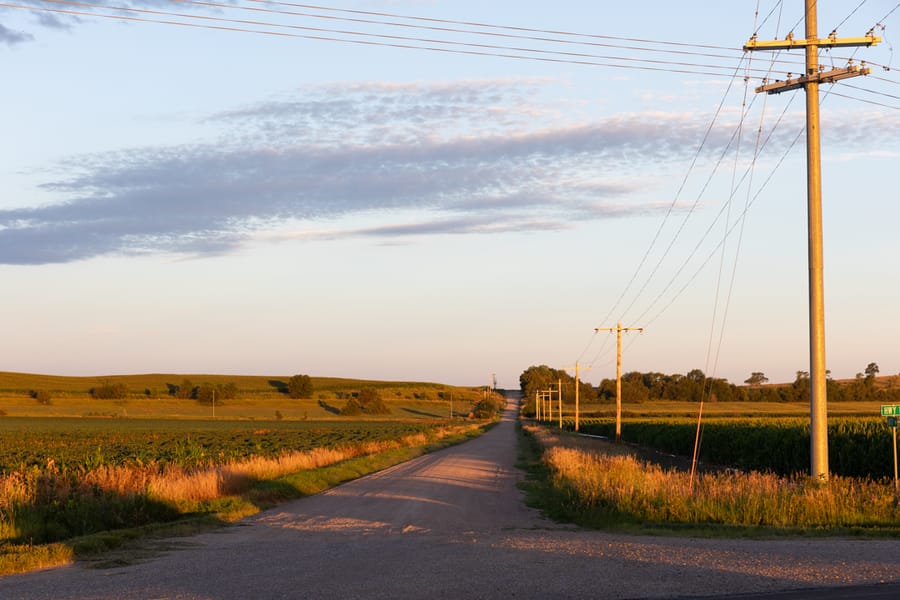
1;1;899;388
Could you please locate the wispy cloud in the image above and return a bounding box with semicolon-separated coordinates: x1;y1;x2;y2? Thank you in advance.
5;80;894;265
0;22;34;45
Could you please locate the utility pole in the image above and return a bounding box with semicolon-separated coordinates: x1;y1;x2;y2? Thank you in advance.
572;361;593;432
575;362;582;431
595;323;643;443
558;378;562;429
535;390;540;421
558;361;592;432
744;2;879;481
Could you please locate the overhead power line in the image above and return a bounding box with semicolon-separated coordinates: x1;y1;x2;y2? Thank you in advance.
10;0;820;79
4;0;764;77
241;0;739;52
827;90;900;109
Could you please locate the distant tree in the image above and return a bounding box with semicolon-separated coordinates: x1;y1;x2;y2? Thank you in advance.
791;371;810;401
90;381;129;399
195;382;238;405
744;372;769;387
686;369;706;383
519;364;594;414
340;397;363;416
30;390;52;405
865;362;880;385
358;388;391;414
287;374;314;399
175;379;196;399
195;385;218;405
472;394;503;419
220;382;238;400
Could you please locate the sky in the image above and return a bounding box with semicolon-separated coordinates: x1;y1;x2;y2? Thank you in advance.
1;1;899;389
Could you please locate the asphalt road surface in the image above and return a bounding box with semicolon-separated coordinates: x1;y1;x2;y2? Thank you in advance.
2;398;899;599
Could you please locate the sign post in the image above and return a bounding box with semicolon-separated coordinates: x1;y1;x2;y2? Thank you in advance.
883;406;900;493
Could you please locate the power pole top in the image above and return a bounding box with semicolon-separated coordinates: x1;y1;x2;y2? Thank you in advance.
745;25;880;96
743;30;881;51
755;64;871;94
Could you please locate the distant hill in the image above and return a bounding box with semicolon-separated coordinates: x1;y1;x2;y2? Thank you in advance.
0;371;460;396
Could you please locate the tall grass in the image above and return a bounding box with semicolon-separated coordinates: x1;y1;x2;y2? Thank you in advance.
543;443;900;531
0;425;480;548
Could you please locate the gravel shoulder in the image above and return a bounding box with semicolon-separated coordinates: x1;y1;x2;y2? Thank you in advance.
1;398;898;599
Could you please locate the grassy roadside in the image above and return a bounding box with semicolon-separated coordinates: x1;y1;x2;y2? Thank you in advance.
517;421;900;538
0;423;490;576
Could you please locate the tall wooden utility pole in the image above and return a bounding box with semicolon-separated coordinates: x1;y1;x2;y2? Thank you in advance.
595;323;643;443
744;2;879;481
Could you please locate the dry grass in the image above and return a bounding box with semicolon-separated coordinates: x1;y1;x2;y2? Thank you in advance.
527;426;900;531
0;424;480;512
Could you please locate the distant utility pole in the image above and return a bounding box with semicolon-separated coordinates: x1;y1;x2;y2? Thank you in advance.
548;379;563;428
595;323;643;443
572;361;593;432
559;362;591;432
744;1;880;481
575;362;581;432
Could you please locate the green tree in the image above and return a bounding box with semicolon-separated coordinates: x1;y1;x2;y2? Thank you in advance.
340;397;363;416
196;385;217;405
287;374;314;399
175;379;196;399
864;362;880;386
90;381;129;399
744;372;769;386
30;390;52;405
358;388;391;414
472;394;504;419
519;364;593;415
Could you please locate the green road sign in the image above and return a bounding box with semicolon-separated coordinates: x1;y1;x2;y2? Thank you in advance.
882;405;900;417
888;416;898;428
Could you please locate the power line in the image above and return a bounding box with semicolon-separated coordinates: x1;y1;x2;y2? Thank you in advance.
630;94;799;328
241;0;740;53
216;0;755;64
833;0;868;32
754;1;785;35
6;1;765;77
827;90;900;109
618;90;765;325
842;82;900;100
590;58;750;341
869;74;900;85
877;2;900;25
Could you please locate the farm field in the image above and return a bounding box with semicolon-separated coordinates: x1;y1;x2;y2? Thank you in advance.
0;418;442;472
0;371;504;574
570;400;885;418
0;371;483;420
566;416;897;479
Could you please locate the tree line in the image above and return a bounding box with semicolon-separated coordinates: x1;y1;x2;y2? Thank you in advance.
520;362;900;405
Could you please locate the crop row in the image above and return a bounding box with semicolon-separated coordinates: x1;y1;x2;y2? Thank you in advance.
570;417;897;478
0;418;434;473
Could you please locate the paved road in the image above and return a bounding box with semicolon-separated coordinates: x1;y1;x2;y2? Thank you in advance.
2;398;899;599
